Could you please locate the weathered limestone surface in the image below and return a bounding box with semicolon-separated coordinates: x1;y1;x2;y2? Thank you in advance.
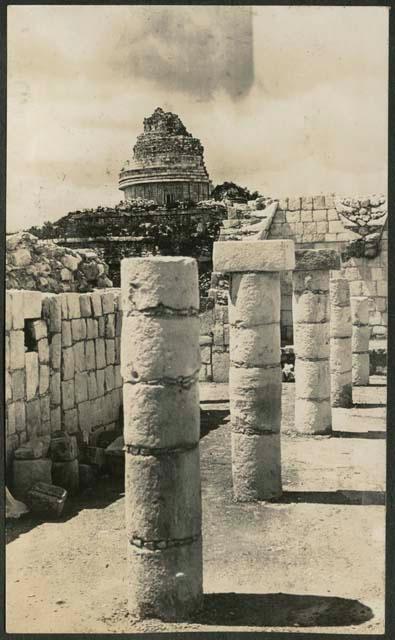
121;256;203;621
292;249;340;434
330;278;352;407
213;240;294;502
351;296;371;385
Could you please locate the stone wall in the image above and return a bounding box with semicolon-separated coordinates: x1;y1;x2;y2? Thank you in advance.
6;232;112;293
5;289;123;470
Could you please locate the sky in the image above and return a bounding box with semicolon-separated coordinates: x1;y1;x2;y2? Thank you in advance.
7;5;389;232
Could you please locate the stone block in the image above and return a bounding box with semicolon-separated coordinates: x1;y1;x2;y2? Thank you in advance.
7;403;16;435
102;291;116;314
377;281;387;297
212;351;230;382
75;372;89;404
123;382;199;448
294;249;340;271
114;365;123;388
52;459;79;494
352;326;371;353
49;333;61;370
62;379;75;411
39;364;50;395
13;458;52;500
301;196;313;210
230;324;280;368
115;312;122;337
115;336;121;364
313;195;326;210
229;366;282;434
38;339;49;364
352;353;370;386
10;331;25;370
61;320;72;347
301;211;313;222
91;292;103;317
73;341;86;372
50;406;61;432
95;338;106;370
288;197;301;211
295;359;330;400
9;292;24;330
351;297;370;325
49;372;60;408
14;436;50;460
294;323;330;359
125;447;201;541
67;293;81;319
11;369;25;401
50;431;78;461
106;339;115;365
71;318;86;342
86;318;99;339
213;240;295;273
104;314;115;339
25;352;39;400
105;365;115;391
32;320;47;342
121;257;199;312
201;346;211;365
330;306;352;338
231;432;281;501
79;294;92;317
229;272;280;326
328;220;345;234
294;397;331;434
40;395;50;422
14;400;26;434
96;369;105;396
286;211;300;223
98;316;106;337
127;539;203;621
64;408;78;434
26;398;41;437
42;295;62;333
22;290;42;320
27;482;67;517
293;289;329;323
78;400;93;436
327;209;339;221
376;297;387;312
87;371;98;399
62;346;75;380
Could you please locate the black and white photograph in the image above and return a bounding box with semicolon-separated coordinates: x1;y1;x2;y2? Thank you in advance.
5;4;389;635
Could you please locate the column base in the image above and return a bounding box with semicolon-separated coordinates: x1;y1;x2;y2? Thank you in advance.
294;398;332;435
231;432;282;502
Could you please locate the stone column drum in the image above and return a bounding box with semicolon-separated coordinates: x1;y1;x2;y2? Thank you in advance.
121;256;203;621
292;250;341;434
329;277;353;407
213;240;295;502
351;296;371;386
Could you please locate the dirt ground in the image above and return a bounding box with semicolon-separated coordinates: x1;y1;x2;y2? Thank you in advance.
6;378;386;634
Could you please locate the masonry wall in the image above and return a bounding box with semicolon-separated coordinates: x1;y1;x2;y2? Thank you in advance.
267;196;387;341
5;288;124;469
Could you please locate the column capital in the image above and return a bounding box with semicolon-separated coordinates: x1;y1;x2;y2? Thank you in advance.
213;240;295;273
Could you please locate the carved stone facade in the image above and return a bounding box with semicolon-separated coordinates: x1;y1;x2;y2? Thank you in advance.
119;108;211;205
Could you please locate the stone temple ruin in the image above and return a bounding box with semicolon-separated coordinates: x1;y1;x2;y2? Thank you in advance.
5;106;387;624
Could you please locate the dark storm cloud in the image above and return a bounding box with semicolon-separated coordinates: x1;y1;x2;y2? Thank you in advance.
110;7;254;101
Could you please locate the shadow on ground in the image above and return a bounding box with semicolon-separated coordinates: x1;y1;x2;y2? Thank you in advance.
192;592;373;627
277;490;385;506
6;476;124;545
333;430;386;440
200;408;229;439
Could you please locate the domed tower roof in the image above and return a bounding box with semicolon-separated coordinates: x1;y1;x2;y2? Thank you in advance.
119;107;211;204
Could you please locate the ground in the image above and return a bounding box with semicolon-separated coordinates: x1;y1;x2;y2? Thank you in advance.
6;378;386;634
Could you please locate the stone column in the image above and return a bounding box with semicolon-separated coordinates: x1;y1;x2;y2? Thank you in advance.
329;277;353;407
121;257;202;621
213;239;295;502
293;250;341;434
351;296;371;386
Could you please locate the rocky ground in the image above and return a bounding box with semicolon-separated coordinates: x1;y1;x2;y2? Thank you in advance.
6;378;386;634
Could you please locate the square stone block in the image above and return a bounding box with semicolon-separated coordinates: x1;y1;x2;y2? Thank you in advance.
213;240;295;273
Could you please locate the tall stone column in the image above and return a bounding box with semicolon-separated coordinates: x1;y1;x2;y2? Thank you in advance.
351;296;371;386
293;250;341;434
213;239;295;502
121;257;202;621
329;277;353;407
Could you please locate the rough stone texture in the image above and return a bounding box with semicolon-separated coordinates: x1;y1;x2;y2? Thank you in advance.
293;255;339;434
6;232;112;293
216;242;289;501
330;279;352;407
121;256;202;620
52;459;79;494
351;297;370;386
13;458;52;500
213;240;295;273
26;482;67;517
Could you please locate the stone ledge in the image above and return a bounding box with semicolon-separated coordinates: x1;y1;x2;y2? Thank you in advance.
213;240;295;273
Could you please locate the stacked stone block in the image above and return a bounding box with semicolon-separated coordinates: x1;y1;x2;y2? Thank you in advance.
213;240;295;502
60;289;123;444
351;296;371;386
6;290;52;467
292;250;341;434
329;278;352;407
121;256;202;620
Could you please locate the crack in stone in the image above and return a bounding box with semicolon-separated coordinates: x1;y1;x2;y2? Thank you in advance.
125;442;198;457
130;533;201;550
126;303;199;318
126;370;200;388
297;396;331;403
231;427;278;436
230;362;280;370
